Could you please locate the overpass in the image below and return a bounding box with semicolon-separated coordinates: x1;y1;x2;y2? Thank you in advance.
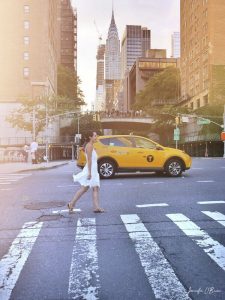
99;115;155;130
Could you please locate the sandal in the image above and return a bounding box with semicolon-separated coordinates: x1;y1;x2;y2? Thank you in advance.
67;203;74;213
93;208;105;213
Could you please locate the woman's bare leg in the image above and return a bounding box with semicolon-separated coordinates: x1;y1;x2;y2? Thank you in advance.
92;186;104;212
69;186;89;209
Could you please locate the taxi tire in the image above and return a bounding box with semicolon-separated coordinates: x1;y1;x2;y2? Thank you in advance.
165;158;183;177
98;159;116;179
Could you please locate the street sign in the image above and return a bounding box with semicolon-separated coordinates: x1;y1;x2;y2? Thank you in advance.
174;128;180;141
197;118;211;125
181;116;189;123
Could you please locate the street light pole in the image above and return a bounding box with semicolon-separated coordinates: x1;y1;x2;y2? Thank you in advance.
223;104;225;158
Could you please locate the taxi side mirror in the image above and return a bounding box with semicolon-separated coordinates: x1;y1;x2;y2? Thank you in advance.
156;146;164;151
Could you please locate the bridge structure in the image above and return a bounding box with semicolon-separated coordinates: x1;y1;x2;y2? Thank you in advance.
99;115;155;130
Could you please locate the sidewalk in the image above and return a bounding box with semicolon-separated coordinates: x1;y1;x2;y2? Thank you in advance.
0;160;71;174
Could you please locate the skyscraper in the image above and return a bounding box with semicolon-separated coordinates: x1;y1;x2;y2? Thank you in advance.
104;10;121;110
171;32;180;58
121;25;151;79
95;44;105;111
105;10;121;80
58;0;77;72
180;0;225;109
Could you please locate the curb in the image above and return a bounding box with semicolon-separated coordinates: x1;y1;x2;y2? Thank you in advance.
13;162;70;174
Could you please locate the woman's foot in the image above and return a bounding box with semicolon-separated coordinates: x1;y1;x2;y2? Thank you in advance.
93;208;105;213
67;203;74;213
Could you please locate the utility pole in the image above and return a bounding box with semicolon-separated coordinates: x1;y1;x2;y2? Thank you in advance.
223;104;225;158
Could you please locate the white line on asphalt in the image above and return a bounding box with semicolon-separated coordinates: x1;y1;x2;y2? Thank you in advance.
166;213;225;271
68;218;100;299
0;221;43;300
0;183;12;185
57;184;79;188
52;209;81;214
121;214;191;300
0;189;12;191
197;201;225;205
196;180;214;183
0;173;32;176
136;203;169;208
192;168;204;170
143;182;164;185
201;211;225;227
0;178;18;181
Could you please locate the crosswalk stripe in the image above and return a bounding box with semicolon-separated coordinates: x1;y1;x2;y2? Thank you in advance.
201;211;225;227
167;213;225;271
198;201;225;204
136;203;168;208
68;218;100;300
0;221;43;300
121;214;191;300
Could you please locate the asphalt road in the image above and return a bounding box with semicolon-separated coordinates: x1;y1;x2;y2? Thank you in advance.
0;158;225;300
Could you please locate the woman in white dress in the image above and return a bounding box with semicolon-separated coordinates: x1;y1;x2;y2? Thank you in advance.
67;131;104;213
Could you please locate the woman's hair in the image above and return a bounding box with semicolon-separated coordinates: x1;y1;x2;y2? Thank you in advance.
82;131;96;148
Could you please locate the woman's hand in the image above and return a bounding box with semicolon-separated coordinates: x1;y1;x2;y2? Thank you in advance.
87;173;92;180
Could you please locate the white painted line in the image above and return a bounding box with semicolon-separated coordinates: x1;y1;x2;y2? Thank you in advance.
143;181;164;185
136;203;169;208
68;218;100;299
167;213;225;271
0;183;12;185
52;208;81;214
202;211;225;227
0;221;43;300
121;214;191;300
198;201;225;205
196;180;214;183
0;189;12;191
0;179;18;181
192;168;203;170
0;173;32;176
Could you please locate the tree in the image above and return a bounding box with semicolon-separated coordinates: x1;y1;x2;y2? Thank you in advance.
6;65;85;136
135;67;180;110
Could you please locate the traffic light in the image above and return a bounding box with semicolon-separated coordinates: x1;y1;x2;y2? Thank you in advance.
175;116;181;125
93;114;96;121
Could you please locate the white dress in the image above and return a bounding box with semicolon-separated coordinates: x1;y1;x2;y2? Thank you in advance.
73;148;100;187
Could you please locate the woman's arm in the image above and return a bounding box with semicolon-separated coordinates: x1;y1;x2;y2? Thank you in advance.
86;143;93;179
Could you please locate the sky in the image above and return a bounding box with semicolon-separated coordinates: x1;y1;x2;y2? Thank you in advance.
72;0;180;109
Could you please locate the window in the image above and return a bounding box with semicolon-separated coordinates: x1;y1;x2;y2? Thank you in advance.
23;52;29;60
24;21;29;30
133;137;156;149
23;67;29;78
196;99;200;109
24;36;29;45
203;94;208;105
24;5;30;13
100;137;133;147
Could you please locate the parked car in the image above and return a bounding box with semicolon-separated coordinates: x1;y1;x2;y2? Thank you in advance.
77;135;192;179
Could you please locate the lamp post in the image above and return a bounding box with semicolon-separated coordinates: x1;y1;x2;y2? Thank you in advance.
223;104;225;158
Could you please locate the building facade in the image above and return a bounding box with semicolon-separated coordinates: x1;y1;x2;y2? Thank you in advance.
121;25;151;79
95;44;105;111
58;0;77;72
0;0;60;143
171;32;180;58
180;0;225;110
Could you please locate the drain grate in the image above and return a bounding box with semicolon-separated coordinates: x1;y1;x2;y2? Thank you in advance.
37;215;63;221
24;201;66;210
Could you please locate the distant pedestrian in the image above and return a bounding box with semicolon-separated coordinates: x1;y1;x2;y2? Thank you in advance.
67;131;104;213
23;144;29;162
30;140;38;164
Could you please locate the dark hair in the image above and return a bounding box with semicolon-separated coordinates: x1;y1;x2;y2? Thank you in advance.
82;131;96;148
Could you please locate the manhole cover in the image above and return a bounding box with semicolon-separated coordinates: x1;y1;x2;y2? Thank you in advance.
37;215;63;221
24;201;66;210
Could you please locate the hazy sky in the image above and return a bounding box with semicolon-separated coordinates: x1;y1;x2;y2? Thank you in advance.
72;0;180;109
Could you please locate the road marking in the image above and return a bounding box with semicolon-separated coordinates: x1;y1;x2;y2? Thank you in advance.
0;183;12;185
167;213;225;271
0;221;43;300
68;218;100;299
52;209;81;214
57;184;79;188
196;180;214;183
143;182;164;185
0;173;32;176
0;179;18;181
192;167;203;170
0;189;12;191
197;201;225;205
121;214;191;300
201;211;225;227
136;203;169;208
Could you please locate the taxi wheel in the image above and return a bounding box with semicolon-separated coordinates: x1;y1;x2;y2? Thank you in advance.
98;159;116;179
165;159;183;177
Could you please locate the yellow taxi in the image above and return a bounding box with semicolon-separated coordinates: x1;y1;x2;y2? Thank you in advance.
77;135;192;179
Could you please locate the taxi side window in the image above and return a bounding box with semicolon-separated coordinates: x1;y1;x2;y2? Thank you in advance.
133;137;156;149
100;137;132;147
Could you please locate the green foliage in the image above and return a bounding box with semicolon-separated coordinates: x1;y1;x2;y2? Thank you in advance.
60;114;102;143
135;67;180;110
